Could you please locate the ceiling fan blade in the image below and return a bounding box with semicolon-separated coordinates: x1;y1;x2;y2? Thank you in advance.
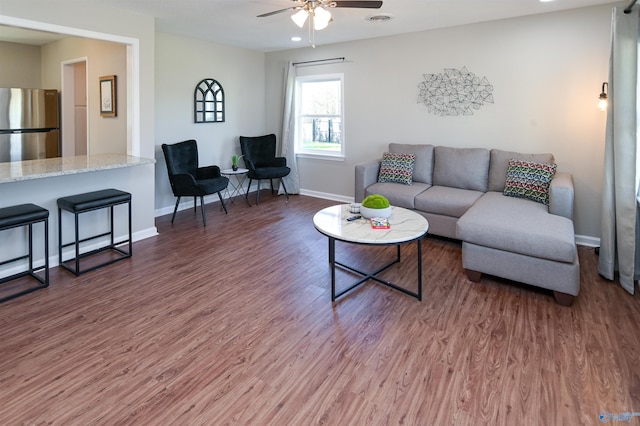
331;1;383;8
257;7;300;18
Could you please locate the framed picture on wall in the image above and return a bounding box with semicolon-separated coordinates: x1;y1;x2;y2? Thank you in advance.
100;75;117;117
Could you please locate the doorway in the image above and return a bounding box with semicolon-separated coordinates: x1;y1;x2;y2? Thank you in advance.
61;58;88;156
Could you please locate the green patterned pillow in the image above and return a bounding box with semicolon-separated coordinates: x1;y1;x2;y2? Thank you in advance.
503;159;557;205
378;152;416;185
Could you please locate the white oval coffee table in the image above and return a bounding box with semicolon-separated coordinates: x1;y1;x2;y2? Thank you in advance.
313;204;429;301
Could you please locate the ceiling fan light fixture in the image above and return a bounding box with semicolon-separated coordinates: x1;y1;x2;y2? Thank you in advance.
291;9;309;28
313;6;332;30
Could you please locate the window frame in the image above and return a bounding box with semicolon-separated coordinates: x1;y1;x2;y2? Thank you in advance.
294;73;345;159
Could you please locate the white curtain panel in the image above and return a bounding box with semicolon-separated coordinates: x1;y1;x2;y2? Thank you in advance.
279;61;300;195
598;7;640;294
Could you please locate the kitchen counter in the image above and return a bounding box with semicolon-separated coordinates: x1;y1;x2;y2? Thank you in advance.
0;154;155;183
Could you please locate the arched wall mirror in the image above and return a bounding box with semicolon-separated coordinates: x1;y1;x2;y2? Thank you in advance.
194;78;225;123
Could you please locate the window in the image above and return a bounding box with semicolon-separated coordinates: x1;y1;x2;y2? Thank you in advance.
294;74;344;158
194;79;225;123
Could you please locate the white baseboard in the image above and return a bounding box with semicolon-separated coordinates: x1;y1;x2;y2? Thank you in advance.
575;235;600;247
155;188;258;218
299;189;353;203
155;190;601;248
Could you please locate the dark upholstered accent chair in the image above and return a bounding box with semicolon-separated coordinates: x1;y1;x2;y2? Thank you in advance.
161;140;229;226
239;134;290;205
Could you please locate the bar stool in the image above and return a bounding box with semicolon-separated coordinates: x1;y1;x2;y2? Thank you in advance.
0;203;49;303
58;189;132;275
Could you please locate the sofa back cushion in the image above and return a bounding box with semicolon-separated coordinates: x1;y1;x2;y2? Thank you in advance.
389;143;434;184
489;149;554;192
433;146;490;192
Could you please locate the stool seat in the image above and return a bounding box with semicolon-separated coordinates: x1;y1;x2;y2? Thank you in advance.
0;204;49;228
58;189;131;213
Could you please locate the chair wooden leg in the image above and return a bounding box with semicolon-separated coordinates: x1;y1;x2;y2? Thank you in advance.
280;179;289;200
218;191;228;214
270;179;275;194
245;179;253;202
256;180;261;205
200;196;207;226
194;196;198;213
171;197;181;223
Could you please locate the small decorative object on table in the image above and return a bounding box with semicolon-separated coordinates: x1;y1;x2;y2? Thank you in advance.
360;194;392;219
231;154;243;171
370;217;390;229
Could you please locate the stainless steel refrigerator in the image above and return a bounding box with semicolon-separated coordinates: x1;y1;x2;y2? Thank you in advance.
0;88;60;162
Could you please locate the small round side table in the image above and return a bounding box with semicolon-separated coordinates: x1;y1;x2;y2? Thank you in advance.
220;168;251;206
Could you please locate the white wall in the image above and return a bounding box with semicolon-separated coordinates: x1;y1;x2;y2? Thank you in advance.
265;5;612;241
154;32;266;212
0;40;40;87
41;37;128;155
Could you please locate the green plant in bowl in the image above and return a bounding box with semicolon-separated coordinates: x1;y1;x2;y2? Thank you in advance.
362;194;390;209
360;194;392;218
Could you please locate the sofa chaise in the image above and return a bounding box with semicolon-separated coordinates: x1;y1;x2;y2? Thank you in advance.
355;143;579;306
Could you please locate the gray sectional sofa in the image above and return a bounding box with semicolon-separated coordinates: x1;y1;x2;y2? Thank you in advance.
355;143;579;306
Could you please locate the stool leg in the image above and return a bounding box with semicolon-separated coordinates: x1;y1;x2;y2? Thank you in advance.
58;207;63;267
110;205;115;247
44;218;49;287
28;223;34;274
74;211;80;275
128;199;132;257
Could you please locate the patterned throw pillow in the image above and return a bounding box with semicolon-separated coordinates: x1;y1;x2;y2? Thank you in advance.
503;159;557;205
378;152;416;185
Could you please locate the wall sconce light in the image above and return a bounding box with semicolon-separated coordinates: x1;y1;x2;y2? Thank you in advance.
599;82;608;111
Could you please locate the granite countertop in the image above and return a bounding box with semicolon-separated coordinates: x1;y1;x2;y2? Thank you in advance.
0;154;155;184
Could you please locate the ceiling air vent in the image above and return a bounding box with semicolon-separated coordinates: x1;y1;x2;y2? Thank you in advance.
366;14;392;22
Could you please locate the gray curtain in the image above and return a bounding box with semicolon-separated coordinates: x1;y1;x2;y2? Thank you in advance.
279;61;300;195
598;7;640;294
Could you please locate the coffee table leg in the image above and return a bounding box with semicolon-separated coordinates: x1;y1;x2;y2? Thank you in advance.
329;237;336;302
331;240;422;301
417;238;423;301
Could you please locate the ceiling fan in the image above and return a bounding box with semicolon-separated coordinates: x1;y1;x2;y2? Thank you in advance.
258;1;383;31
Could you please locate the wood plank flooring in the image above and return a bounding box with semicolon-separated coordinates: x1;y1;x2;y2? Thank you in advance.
1;193;639;425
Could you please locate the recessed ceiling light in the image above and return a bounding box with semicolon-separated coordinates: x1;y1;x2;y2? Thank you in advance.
291;36;302;42
539;0;555;2
366;14;392;22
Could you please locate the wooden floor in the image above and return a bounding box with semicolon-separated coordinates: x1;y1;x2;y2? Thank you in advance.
1;193;639;425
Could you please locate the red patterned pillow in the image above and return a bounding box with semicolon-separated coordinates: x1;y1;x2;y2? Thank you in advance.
377;152;416;185
503;159;557;205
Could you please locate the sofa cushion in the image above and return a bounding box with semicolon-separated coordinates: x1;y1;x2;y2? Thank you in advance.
377;152;416;185
365;182;431;209
433;146;490;192
503;159;557;205
415;186;484;218
488;149;554;192
389;143;434;184
456;192;576;263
